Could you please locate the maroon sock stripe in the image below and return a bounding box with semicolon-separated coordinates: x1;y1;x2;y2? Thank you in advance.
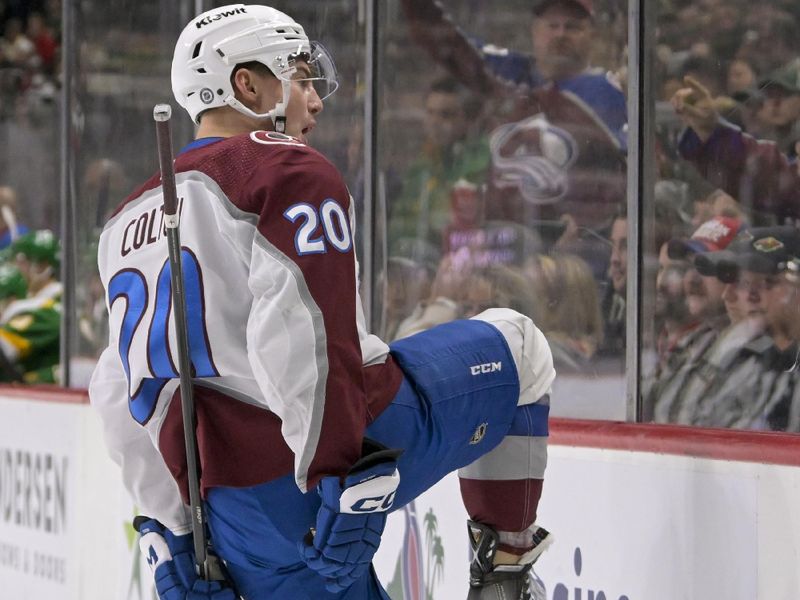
459;477;543;534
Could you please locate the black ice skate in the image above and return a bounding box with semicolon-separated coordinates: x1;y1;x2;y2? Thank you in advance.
466;520;551;600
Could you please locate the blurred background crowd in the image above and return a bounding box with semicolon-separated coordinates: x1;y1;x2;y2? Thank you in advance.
2;0;800;435
0;0;60;230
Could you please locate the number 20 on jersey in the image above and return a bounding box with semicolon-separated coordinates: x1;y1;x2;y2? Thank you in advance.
284;199;352;256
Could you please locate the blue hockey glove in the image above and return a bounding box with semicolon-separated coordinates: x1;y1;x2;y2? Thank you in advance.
135;517;236;600
299;441;402;592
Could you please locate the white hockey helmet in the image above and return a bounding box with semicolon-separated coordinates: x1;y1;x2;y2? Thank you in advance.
171;4;338;128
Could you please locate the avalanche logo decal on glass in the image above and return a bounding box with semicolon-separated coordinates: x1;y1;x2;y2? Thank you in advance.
489;113;577;206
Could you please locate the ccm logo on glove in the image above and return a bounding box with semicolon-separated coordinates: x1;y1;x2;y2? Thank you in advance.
340;471;400;513
138;531;172;573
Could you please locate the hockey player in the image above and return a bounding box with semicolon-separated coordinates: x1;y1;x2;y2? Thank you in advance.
89;5;555;600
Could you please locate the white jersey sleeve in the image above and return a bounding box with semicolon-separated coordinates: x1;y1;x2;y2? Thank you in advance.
88;346;190;533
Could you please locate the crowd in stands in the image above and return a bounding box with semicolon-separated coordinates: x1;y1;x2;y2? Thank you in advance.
0;2;59;112
0;1;61;233
647;0;800;430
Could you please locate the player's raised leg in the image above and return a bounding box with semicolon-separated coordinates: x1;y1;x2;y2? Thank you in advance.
369;307;555;599
461;308;555;600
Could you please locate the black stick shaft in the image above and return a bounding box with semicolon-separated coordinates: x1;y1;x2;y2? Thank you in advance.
153;103;208;580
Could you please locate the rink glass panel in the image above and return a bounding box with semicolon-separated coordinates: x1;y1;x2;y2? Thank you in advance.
56;1;800;431
378;0;629;420
66;1;190;377
641;0;800;432
66;0;365;381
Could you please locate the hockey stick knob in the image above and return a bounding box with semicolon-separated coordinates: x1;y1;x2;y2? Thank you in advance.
153;104;172;122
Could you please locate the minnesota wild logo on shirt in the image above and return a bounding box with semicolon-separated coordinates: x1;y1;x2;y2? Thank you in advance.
753;236;784;252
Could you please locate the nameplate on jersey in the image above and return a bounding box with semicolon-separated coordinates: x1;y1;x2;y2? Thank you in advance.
121;199;184;257
250;131;305;147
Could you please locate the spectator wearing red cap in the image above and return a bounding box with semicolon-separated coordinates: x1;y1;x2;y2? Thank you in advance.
671;216;743;324
646;216;745;423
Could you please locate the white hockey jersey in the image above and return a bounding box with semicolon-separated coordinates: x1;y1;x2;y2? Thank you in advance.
89;132;402;531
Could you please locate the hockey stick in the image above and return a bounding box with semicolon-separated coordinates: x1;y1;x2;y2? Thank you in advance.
153;103;213;580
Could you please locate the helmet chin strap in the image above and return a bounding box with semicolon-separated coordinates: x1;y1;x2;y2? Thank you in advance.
223;79;292;134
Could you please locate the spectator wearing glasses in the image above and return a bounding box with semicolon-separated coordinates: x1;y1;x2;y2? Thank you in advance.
689;226;800;430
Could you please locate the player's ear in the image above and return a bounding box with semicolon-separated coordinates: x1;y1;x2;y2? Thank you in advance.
232;67;257;99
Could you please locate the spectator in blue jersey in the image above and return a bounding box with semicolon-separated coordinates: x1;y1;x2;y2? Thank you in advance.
401;0;628;287
401;0;627;148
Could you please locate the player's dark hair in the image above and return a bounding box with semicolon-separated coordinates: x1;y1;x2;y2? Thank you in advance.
230;61;275;86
